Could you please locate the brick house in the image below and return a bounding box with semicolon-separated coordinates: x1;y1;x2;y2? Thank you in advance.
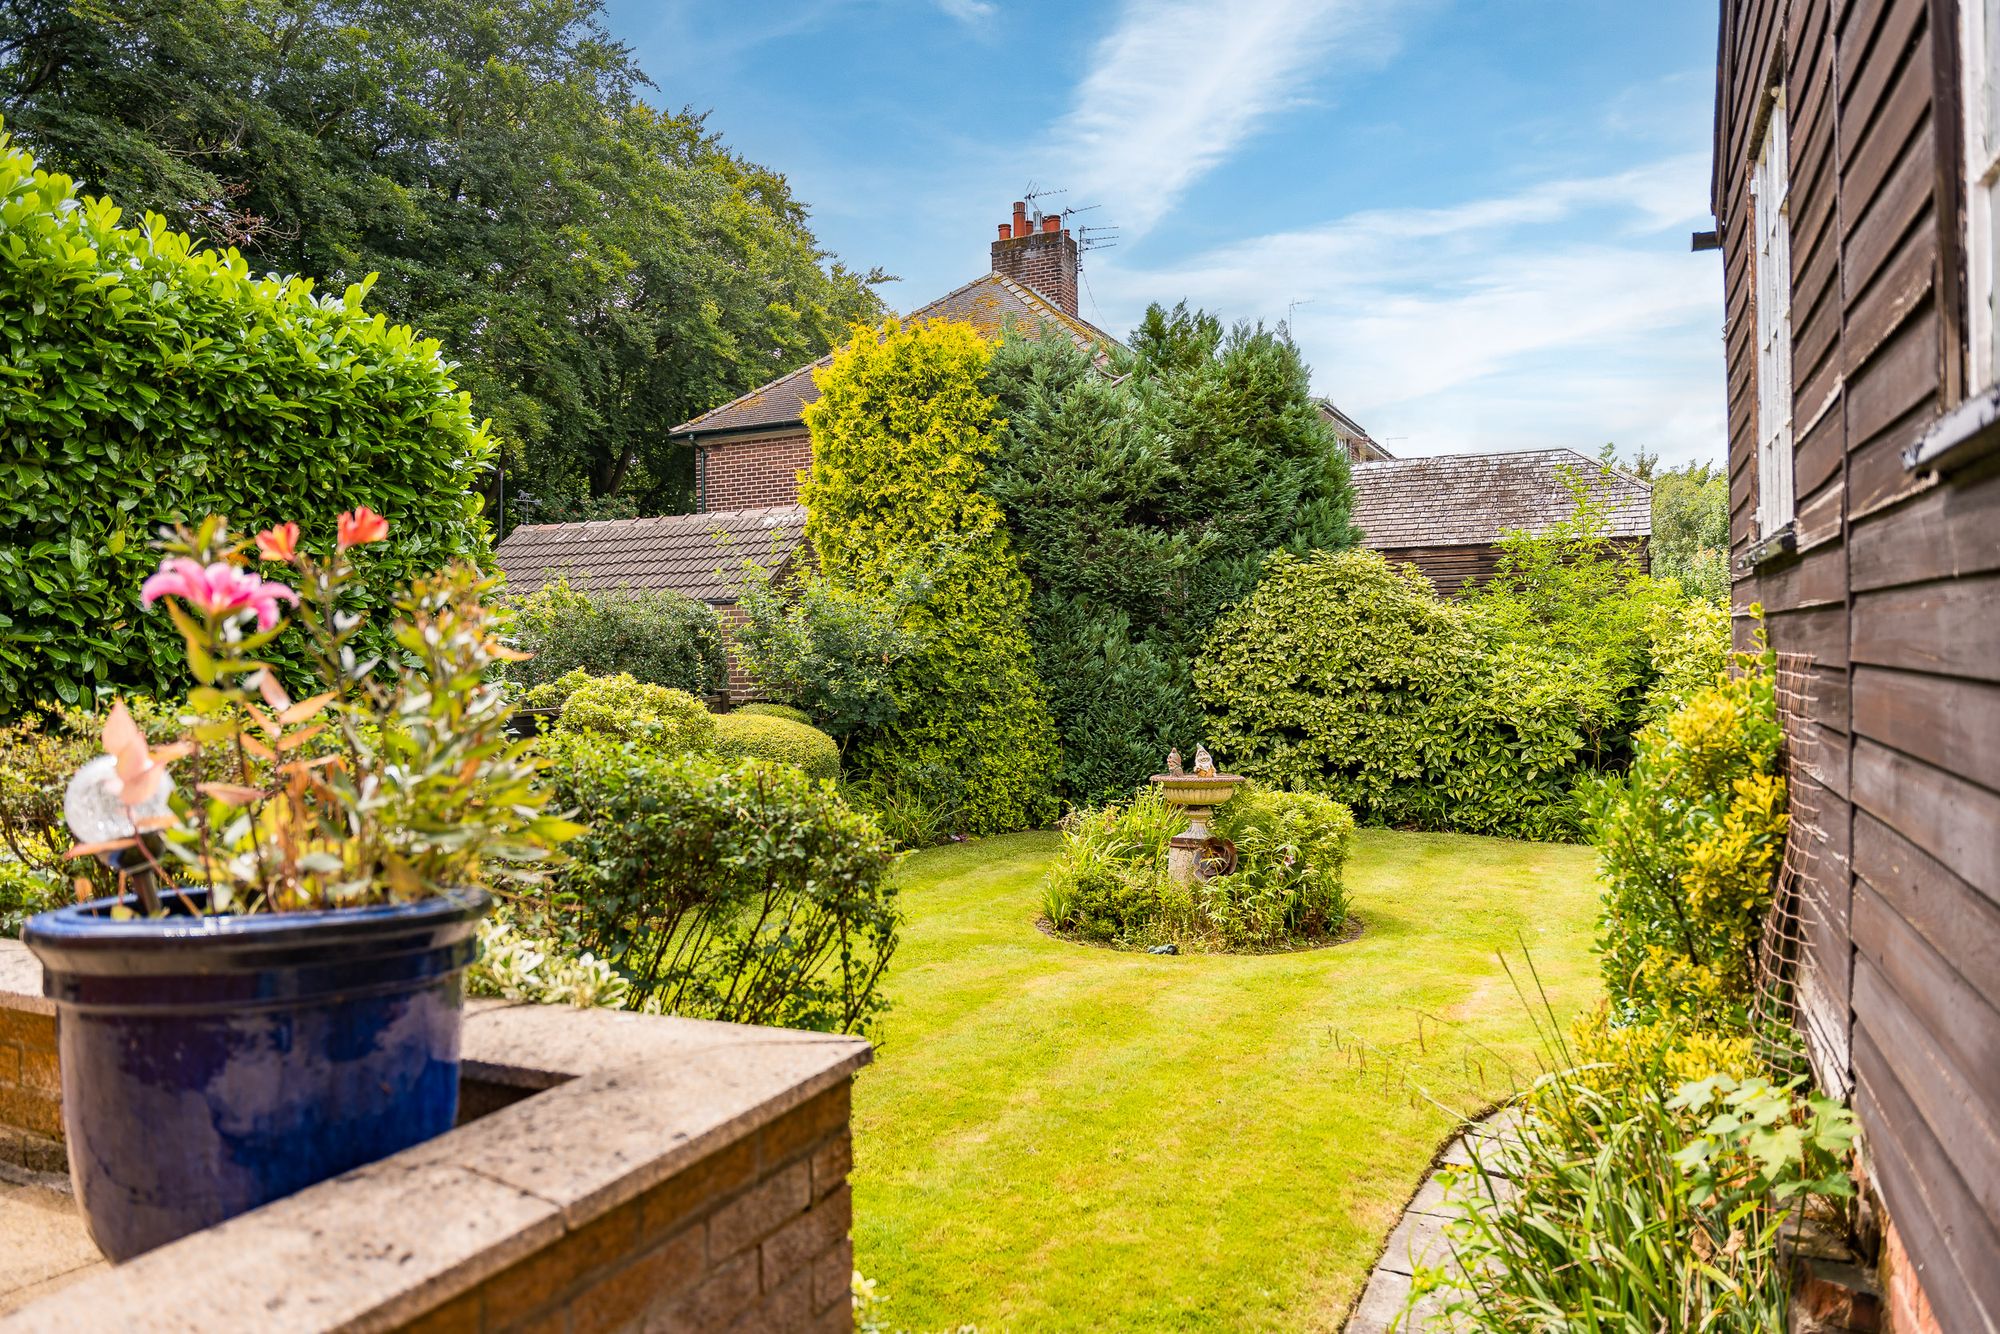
496;201;1652;698
1710;0;2000;1329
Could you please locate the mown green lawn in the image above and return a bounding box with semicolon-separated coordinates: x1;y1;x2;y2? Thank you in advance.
849;828;1605;1332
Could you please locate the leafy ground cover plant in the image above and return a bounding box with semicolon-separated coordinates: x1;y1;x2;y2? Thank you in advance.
505;578;727;698
68;512;574;913
1040;782;1355;951
530;732;900;1034
1422;993;1853;1332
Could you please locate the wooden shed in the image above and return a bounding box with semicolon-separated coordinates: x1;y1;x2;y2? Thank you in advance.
1349;448;1651;597
1712;0;2000;1327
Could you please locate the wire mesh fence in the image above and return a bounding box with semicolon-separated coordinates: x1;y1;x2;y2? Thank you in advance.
1751;651;1822;1082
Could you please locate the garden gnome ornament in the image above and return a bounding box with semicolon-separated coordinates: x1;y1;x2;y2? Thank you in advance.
1193;745;1216;776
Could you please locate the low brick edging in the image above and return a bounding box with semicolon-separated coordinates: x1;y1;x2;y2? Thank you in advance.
0;947;61;1178
0;940;870;1332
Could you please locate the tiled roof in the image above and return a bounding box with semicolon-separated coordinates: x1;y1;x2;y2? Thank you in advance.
494;505;807;604
1352;448;1651;549
671;273;1122;437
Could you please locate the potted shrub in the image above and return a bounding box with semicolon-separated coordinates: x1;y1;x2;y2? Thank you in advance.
23;512;576;1261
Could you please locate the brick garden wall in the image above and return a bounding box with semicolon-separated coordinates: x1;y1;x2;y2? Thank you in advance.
418;1082;856;1333
699;432;812;512
0;1004;62;1177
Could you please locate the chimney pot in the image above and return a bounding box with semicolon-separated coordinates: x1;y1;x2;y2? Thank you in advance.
1041;215;1060;234
1012;201;1028;233
998;223;1012;240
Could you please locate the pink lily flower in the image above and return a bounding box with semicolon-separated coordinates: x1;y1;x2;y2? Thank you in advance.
140;557;299;630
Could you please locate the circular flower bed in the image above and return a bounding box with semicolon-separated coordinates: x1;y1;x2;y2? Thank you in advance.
1038;783;1357;954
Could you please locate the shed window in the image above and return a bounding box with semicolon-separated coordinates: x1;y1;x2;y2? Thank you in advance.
1751;94;1794;536
1965;0;2000;391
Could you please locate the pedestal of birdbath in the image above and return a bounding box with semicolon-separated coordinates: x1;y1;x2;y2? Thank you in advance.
1151;750;1246;884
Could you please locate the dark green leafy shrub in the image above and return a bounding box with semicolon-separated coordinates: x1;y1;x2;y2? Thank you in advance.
506;578;726;697
800;317;1058;833
0;131;494;715
984;309;1358;807
553;673;715;750
1197;550;1591;840
733;563;926;742
712;711;840;782
735;702;812;725
537;733;899;1034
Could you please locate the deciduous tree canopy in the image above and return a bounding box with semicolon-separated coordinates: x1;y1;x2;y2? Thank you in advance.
1;0;885;524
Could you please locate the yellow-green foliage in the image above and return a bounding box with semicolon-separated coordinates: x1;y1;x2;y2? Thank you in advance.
713;711;841;782
734;702;812;725
1642;598;1732;722
1196;549;1594;840
801;318;1058;834
1547;1003;1756;1110
1588;654;1786;1025
554;673;715;751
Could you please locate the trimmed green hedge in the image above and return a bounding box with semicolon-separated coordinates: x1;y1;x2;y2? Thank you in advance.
553;674;715;751
734;702;812;725
0;131;494;715
713;711;840;782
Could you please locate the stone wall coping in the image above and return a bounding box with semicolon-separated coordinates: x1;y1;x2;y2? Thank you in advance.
0;937;870;1332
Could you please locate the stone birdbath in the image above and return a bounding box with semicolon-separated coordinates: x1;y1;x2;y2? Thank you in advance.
1151;745;1247;884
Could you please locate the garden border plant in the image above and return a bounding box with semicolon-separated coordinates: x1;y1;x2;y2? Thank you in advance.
1038;780;1359;955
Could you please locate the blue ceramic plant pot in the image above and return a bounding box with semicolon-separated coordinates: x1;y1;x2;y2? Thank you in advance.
22;887;490;1261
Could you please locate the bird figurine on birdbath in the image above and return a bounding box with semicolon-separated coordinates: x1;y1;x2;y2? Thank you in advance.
1150;745;1245;884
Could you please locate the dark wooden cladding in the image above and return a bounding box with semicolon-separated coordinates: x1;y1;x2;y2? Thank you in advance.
1714;0;2000;1326
1373;538;1649;600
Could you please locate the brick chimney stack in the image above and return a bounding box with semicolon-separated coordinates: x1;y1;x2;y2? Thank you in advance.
990;199;1079;315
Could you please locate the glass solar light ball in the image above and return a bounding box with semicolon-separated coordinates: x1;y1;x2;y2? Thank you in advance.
65;754;171;849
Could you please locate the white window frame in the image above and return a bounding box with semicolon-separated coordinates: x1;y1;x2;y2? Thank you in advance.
1751;90;1795;537
1964;0;2000;392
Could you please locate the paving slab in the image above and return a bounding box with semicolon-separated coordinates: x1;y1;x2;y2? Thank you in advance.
0;1176;103;1316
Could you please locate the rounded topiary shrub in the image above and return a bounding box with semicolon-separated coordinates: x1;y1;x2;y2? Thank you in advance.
507;579;728;698
713;712;840;782
734;702;812;725
553;673;715;751
0;131;494;715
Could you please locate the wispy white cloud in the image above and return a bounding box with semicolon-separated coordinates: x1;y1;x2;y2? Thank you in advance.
1056;0;1405;237
936;0;996;21
1087;152;1726;463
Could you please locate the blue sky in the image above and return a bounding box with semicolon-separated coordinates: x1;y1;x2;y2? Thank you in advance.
606;0;1724;465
